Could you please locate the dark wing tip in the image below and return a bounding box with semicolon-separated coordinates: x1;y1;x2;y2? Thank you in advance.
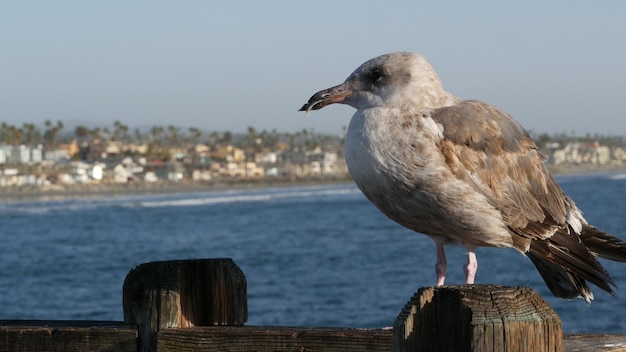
580;225;626;262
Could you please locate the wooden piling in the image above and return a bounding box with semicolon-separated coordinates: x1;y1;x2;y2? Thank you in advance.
4;258;626;351
393;285;563;352
122;258;247;352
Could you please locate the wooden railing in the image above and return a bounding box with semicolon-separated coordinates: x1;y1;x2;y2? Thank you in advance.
1;258;625;351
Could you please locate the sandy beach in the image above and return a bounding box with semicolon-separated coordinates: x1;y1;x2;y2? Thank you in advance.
0;176;355;203
2;163;626;204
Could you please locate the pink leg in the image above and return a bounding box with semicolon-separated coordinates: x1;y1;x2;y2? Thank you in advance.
435;243;447;286
464;248;478;284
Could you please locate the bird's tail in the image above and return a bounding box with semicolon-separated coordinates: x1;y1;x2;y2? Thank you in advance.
527;226;623;303
579;224;626;262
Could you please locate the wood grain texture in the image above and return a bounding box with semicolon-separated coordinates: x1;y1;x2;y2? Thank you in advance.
122;259;247;352
156;326;393;352
0;321;625;351
0;321;136;352
393;285;563;352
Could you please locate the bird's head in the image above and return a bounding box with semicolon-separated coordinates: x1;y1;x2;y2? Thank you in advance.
299;52;451;114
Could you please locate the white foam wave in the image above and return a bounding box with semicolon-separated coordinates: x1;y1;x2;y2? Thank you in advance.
608;173;626;180
139;194;274;207
137;187;360;208
0;185;361;214
0;200;95;215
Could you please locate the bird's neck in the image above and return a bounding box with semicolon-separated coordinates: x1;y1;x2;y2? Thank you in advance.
396;72;462;111
431;91;461;109
400;89;461;112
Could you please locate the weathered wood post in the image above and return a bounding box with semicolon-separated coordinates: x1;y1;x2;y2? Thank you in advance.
393;285;562;352
123;258;247;352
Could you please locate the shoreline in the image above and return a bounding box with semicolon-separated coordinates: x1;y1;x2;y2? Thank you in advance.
2;165;626;204
0;176;355;203
546;163;626;176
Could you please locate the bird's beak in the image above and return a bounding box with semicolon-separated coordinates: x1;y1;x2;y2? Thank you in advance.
299;83;352;115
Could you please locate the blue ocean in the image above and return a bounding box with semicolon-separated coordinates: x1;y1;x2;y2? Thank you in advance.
2;172;626;333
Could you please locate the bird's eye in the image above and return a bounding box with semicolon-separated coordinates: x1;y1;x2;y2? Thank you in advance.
368;68;383;83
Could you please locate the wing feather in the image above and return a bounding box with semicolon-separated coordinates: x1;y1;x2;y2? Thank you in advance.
429;100;579;245
428;100;618;301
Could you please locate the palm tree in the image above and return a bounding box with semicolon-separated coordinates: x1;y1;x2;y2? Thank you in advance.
267;129;279;149
207;131;220;147
7;124;23;146
188;127;202;145
150;126;164;143
43;120;64;148
22;123;40;145
90;127;101;140
0;123;26;145
285;132;297;151
74;125;90;141
221;131;233;145
244;126;257;149
167;125;180;146
112;120;129;142
134;128;144;144
0;122;10;144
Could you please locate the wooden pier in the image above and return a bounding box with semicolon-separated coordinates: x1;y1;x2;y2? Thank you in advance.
1;258;625;351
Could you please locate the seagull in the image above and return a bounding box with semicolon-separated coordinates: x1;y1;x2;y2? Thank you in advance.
299;52;626;303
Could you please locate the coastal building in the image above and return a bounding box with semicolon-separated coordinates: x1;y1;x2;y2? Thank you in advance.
16;145;31;164
45;149;70;162
0;144;43;165
113;164;131;183
191;169;212;181
58;141;79;159
0;145;12;164
254;152;278;164
0;134;622;189
69;162;91;183
246;162;264;177
31;146;43;164
614;147;626;162
550;142;617;165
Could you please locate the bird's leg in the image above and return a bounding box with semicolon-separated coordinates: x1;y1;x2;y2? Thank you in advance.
435;243;447;286
464;248;477;284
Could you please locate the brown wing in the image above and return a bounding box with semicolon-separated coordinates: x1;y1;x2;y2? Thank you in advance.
429;100;616;302
430;100;575;244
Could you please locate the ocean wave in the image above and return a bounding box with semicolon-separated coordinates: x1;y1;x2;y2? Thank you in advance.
137;186;360;208
138;194;274;207
607;173;626;180
0;185;361;214
0;197;135;215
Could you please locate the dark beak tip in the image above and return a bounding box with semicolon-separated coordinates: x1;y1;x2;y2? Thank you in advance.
298;104;308;112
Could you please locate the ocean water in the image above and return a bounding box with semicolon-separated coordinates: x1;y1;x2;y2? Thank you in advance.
1;172;626;333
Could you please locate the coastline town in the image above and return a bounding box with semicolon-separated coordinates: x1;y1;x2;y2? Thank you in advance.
1;121;626;193
0;122;351;195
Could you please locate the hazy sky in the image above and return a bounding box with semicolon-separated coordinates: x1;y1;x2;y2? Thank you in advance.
2;1;625;136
